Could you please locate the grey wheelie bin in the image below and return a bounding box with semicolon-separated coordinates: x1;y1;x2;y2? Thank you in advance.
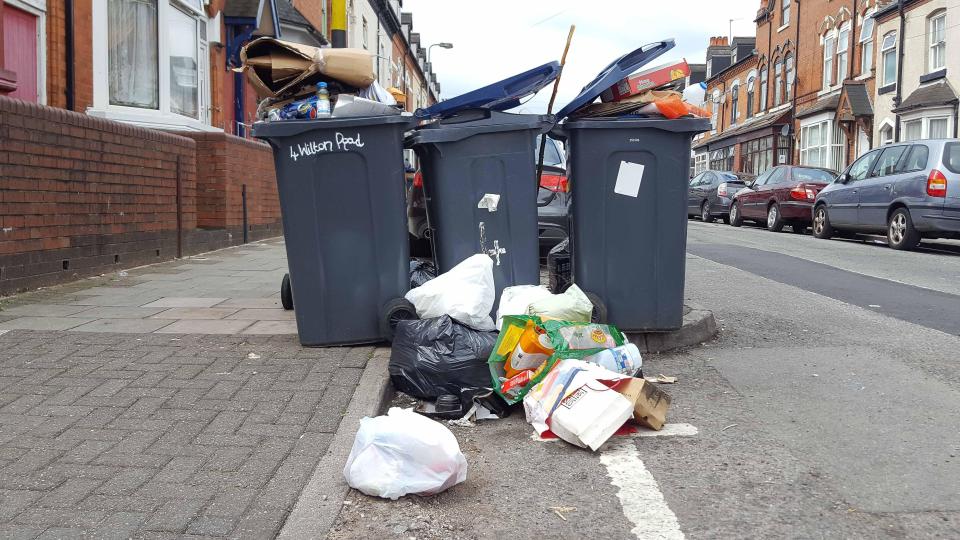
253;115;416;346
553;40;710;331
407;62;559;313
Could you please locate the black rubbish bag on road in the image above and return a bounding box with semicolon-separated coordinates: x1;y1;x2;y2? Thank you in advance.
390;315;498;403
409;258;437;289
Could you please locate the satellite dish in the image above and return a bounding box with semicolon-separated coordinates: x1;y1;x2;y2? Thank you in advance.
780;125;790;136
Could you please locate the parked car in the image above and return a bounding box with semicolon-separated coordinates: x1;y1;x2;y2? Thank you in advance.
687;170;751;223
537;136;570;253
730;165;837;232
813;139;960;250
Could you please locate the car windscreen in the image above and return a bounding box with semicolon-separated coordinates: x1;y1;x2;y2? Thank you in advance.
792;168;836;183
944;143;960;174
535;136;564;167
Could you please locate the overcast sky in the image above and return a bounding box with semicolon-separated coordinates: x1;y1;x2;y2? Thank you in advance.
403;0;759;113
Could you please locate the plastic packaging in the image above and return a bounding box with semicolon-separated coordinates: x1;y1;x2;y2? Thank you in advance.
358;80;398;105
523;359;624;436
496;285;553;330
409;258;437;289
682;81;707;107
343;407;468;499
582;343;643;376
389;316;498;404
405;254;496;331
547;321;625;350
504;320;554;377
526;284;593;323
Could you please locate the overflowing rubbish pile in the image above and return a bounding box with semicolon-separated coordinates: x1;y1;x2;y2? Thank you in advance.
238;37;406;120
345;254;674;499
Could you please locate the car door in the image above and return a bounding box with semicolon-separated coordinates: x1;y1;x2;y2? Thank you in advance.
858;145;909;230
765;166;793;207
749;166;787;218
741;168;775;218
829;149;881;226
688;172;706;214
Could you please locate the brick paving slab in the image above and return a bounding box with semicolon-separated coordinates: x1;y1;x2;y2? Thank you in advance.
0;329;376;538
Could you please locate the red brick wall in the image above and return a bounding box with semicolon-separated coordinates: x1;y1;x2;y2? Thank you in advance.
0;96;198;294
179;132;281;236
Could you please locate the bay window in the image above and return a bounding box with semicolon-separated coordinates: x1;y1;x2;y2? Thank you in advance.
800;116;845;171
903;120;922;141
881;31;897;87
928;11;946;73
930;117;949;139
859;13;875;75
93;0;211;129
823;34;836;89
900;111;954;141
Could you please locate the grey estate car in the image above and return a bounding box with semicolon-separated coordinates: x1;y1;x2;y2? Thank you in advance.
813;139;960;250
687;170;748;223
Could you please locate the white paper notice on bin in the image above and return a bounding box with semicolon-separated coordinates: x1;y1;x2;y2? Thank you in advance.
614;161;644;198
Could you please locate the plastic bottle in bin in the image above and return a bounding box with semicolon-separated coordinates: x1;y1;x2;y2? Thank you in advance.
316;82;331;117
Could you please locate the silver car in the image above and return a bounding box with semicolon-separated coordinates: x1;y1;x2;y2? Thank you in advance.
813;139;960;250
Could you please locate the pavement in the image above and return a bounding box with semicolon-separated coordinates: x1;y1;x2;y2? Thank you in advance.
0;239;387;539
5;221;960;539
327;220;960;539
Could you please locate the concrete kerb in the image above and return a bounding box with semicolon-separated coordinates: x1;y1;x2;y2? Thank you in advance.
278;347;394;540
627;304;718;353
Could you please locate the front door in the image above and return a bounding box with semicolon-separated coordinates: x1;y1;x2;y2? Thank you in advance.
2;5;39;102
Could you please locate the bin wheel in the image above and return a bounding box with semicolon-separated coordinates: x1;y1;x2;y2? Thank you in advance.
584;292;608;324
280;274;294;311
380;298;418;342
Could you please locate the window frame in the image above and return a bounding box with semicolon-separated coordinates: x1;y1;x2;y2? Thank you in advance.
859;12;876;76
781;0;790;27
760;66;769;111
928;11;946;73
774;58;783;106
823;32;837;90
711;90;720;133
881;31;898;87
836;25;850;85
746;75;756;118
90;0;212;131
785;53;794;101
730;81;740;125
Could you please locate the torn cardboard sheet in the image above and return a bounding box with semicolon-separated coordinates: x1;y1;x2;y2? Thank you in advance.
613;378;672;430
239;37;375;99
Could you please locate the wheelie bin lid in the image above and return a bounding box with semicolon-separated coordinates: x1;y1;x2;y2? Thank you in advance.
415;61;561;120
554;39;675;121
405;109;554;146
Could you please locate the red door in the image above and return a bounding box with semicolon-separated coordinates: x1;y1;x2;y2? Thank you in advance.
3;5;39;102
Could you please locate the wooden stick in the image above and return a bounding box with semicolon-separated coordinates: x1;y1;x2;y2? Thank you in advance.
536;25;576;187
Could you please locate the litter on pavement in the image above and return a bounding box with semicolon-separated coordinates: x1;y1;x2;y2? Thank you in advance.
343;407;468;500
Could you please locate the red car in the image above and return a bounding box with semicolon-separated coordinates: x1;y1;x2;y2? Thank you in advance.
730;165;837;232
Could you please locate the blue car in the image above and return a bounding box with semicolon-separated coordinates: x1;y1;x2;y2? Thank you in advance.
813;139;960;250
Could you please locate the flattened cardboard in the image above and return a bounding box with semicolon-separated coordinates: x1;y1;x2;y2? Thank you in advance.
239;37;374;99
613;378;671;430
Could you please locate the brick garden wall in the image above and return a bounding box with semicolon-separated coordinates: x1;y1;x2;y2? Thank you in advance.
178;132;282;254
0;96;284;295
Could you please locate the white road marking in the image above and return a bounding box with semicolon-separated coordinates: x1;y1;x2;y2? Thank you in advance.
600;440;686;540
532;422;698;443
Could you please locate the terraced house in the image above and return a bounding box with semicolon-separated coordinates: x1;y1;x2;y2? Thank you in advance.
694;0;887;176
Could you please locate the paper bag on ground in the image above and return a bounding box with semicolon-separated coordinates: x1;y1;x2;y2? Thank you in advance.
612;378;672;430
550;381;634;451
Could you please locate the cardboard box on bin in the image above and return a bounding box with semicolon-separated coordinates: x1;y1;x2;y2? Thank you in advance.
600;60;691;103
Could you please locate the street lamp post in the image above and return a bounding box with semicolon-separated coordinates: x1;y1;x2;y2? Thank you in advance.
427;42;453;65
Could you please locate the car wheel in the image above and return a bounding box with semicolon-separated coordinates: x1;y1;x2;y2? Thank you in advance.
729;201;743;227
887;208;921;251
812;205;834;240
701;201;714;223
766;203;785;232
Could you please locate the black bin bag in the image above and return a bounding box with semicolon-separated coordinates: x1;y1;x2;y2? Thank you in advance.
389;316;498;404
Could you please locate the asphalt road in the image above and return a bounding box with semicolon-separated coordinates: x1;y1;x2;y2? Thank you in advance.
330;219;960;539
